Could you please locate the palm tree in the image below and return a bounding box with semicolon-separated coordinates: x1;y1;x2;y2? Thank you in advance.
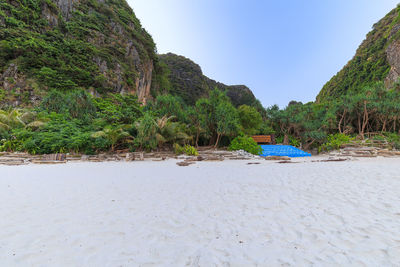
155;115;191;148
134;112;158;151
91;125;132;152
134;113;191;151
0;109;24;129
0;109;45;131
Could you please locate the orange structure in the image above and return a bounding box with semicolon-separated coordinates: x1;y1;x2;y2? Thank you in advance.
251;135;276;145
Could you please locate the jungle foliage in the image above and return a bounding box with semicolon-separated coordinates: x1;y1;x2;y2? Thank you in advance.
267;82;400;151
4;82;400;155
0;88;271;154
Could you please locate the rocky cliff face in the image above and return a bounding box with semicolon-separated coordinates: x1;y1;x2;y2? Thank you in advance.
0;0;260;108
158;53;258;107
0;0;155;105
385;39;400;86
317;6;400;101
55;0;78;19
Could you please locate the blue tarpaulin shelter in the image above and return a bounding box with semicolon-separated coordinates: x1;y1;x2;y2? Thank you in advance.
260;145;311;158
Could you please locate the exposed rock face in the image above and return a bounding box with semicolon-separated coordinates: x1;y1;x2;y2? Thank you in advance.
158;53;206;103
0;64;23;107
1;0;258;107
0;64;41;107
55;0;78;19
0;0;155;105
225;85;256;107
136;61;153;105
41;4;59;27
385;39;400;86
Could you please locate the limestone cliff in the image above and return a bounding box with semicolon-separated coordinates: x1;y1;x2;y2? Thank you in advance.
0;0;155;105
385;39;400;86
158;53;259;107
0;0;260;108
317;5;400;101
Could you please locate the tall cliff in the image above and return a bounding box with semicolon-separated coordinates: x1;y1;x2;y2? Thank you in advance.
158;53;259;107
317;5;400;102
0;0;261;108
0;0;156;105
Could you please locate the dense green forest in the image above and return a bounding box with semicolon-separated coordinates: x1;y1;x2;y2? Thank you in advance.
3;81;400;155
2;1;400;155
268;82;400;151
0;89;270;154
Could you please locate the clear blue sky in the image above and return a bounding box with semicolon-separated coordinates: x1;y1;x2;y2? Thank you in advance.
128;0;399;107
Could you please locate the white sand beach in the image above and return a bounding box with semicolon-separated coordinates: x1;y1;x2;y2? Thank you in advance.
1;158;400;266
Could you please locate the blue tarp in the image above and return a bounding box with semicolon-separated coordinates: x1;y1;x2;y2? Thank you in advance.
260;145;311;158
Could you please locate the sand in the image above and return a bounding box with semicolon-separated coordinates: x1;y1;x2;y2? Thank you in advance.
1;158;400;266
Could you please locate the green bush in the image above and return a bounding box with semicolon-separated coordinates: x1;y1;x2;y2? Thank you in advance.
384;132;400;150
0;113;110;154
93;94;142;124
319;133;354;152
228;135;262;155
40;89;96;120
372;135;385;141
173;144;199;156
150;94;188;123
134;112;158;151
238;104;263;135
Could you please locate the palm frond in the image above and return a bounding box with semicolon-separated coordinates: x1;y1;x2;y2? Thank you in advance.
91;131;106;138
0;122;10;131
26;120;45;129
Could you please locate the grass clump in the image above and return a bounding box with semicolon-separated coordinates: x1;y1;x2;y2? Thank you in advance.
173;144;199;156
319;133;354;152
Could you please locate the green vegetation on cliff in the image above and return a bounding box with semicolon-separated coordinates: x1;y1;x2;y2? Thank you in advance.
158;53;262;109
0;0;156;105
317;5;400;101
0;1;261;109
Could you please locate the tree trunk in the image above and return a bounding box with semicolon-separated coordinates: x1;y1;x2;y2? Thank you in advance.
338;111;346;134
360;101;368;139
283;134;289;145
303;139;315;150
382;119;387;133
214;133;221;148
195;130;200;148
209;133;217;146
